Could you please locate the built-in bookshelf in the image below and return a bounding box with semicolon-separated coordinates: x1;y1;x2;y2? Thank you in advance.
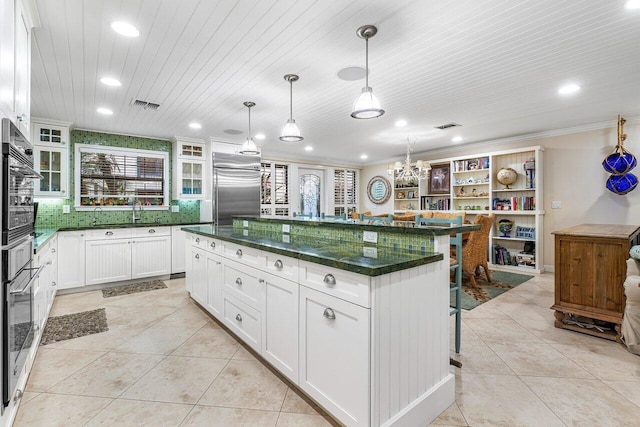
395;146;545;273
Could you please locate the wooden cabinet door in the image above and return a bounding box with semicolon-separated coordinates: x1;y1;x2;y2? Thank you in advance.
188;247;207;305
57;231;86;289
299;286;370;427
171;226;187;274
131;236;171;279
0;0;14;119
262;272;298;382
34;146;69;197
205;252;223;317
85;239;131;285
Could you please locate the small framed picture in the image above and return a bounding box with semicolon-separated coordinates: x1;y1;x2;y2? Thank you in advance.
407;190;415;199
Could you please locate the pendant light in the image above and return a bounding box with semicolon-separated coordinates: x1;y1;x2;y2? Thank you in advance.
351;25;385;119
279;74;303;142
239;101;260;155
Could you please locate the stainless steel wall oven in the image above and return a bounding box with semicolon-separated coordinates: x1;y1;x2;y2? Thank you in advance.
1;118;42;408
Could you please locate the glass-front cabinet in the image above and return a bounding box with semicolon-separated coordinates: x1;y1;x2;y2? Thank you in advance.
31;118;72;197
172;137;207;200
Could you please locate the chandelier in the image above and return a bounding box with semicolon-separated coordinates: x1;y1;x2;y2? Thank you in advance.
388;139;430;185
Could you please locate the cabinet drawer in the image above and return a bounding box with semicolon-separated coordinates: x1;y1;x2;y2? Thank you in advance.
132;226;170;237
222;293;261;353
190;234;209;249
223;242;262;267
299;261;370;308
264;253;298;282
222;260;262;310
85;228;132;241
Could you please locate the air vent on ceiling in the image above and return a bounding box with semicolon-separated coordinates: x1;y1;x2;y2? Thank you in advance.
434;122;461;130
131;99;161;110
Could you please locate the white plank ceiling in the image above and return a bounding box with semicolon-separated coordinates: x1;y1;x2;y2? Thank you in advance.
31;0;640;165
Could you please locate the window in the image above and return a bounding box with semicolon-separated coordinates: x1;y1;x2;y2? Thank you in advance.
334;169;358;216
75;144;169;209
261;162;289;216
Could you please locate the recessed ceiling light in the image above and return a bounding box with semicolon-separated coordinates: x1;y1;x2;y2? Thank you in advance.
111;21;140;37
255;133;265;140
96;107;113;115
189;122;201;129
452;136;463;142
625;0;640;9
100;77;121;87
395;120;407;128
360;154;368;160
305;146;313;151
558;83;581;95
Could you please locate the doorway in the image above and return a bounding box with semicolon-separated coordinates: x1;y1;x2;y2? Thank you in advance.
299;168;323;218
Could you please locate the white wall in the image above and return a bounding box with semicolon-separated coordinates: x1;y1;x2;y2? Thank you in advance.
360;122;640;269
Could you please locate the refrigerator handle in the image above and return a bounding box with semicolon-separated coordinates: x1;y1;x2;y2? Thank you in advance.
213;169;219;225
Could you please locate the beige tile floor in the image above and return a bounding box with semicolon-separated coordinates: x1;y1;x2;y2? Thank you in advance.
13;273;640;426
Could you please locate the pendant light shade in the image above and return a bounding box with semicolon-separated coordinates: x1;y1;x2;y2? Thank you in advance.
239;101;260;155
351;25;385;119
280;74;303;142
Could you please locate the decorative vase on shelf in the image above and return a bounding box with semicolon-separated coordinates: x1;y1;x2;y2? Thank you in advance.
498;219;514;237
496;168;518;189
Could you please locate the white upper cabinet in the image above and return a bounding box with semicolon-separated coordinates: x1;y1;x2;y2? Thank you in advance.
32;118;72;197
1;0;39;136
172;137;208;200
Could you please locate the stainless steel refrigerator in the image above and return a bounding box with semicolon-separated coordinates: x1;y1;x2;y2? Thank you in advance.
211;152;261;225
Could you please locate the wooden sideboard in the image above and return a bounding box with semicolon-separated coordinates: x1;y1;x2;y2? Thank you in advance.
552;224;640;341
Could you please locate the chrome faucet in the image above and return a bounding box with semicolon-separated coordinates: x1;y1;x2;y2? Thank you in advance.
92;206;103;226
132;200;142;223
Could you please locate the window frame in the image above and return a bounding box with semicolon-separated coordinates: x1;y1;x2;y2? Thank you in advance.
74;143;170;211
334;168;359;216
260;161;290;216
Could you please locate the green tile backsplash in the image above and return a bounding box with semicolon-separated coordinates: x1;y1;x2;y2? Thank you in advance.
35;129;201;228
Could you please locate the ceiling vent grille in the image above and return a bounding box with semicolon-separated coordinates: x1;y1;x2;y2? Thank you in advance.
434;122;461;130
131;99;161;110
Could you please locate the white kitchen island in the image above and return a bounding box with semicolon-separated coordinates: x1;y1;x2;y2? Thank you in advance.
183;218;477;427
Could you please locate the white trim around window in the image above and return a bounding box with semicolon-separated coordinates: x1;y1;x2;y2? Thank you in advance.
74;144;170;211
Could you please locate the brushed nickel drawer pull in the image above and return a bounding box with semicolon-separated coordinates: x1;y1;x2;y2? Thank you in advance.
195;254;200;260
258;278;265;283
51;248;56;253
236;314;243;322
323;308;336;320
195;237;200;243
148;229;156;233
105;231;113;236
235;278;242;286
323;274;336;286
236;249;243;256
210;242;216;249
274;259;283;269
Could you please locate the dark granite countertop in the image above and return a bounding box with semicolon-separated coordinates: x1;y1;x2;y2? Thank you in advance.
182;225;444;276
234;215;479;236
33;221;210;253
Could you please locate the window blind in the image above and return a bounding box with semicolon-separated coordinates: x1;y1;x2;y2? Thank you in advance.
77;146;168;207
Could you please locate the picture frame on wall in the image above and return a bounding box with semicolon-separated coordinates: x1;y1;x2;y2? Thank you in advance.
429;163;450;194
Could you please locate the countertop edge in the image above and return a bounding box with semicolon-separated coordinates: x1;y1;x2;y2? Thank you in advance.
182;227;444;276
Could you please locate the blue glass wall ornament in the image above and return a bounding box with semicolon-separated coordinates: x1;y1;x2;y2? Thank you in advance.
606;173;638;195
604;115;637;195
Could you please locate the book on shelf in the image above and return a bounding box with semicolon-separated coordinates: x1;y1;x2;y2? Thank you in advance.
453;157;490;172
516;252;536;268
493;245;517;266
492;196;536;210
427;198;450;210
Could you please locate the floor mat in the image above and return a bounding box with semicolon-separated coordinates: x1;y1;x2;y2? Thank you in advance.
102;280;167;298
40;308;108;345
452;270;534;310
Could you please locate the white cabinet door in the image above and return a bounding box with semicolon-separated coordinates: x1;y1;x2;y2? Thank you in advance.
0;0;14;119
262;272;298;382
131;235;171;279
188;247;207;305
13;0;30;137
34;146;69;197
171;226;187;274
299;286;370;427
85;239;132;285
205;252;223;317
57;231;86;289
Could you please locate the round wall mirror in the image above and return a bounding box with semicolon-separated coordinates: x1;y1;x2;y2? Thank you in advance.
367;176;391;204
